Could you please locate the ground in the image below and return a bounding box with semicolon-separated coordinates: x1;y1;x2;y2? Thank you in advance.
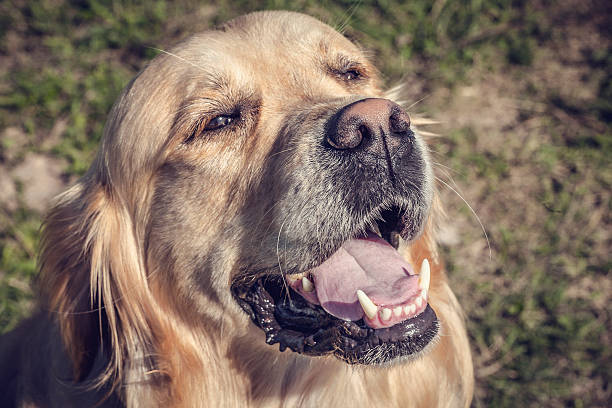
0;1;609;406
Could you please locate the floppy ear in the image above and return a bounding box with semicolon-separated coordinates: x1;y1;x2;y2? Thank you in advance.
38;168;155;383
37;64;185;385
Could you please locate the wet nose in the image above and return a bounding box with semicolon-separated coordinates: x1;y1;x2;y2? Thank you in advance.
326;98;412;151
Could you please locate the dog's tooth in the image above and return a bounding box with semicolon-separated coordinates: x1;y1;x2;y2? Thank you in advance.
302;276;314;292
380;308;392;321
416;296;423;308
287;272;305;282
421;289;428;301
393;306;403;317
418;258;430;292
356;290;378;319
409;304;416;315
403;305;410;314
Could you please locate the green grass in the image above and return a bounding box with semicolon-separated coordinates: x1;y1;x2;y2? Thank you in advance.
0;1;609;406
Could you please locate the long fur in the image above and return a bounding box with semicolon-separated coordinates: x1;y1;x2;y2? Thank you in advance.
0;11;473;407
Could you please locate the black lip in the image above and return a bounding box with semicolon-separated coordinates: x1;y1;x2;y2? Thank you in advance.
232;275;439;364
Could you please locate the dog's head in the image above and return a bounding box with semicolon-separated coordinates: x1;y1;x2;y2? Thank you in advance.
40;11;438;382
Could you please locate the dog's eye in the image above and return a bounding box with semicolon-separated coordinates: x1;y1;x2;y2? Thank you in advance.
204;115;235;131
341;70;361;81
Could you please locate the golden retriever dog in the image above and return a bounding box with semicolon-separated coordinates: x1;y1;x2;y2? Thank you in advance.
0;11;473;407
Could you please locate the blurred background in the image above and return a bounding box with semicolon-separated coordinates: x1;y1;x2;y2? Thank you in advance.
0;0;609;406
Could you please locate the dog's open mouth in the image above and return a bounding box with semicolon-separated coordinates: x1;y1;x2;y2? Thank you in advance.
232;207;439;365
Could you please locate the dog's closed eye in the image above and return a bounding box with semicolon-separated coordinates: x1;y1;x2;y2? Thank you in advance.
326;53;368;84
180;104;251;144
204;113;237;131
338;69;362;81
183;113;239;144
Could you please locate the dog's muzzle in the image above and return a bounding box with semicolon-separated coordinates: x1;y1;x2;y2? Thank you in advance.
232;97;437;365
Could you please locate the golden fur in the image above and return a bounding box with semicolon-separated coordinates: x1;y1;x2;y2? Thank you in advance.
0;11;473;407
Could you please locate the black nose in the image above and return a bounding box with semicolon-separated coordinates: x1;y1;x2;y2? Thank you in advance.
326;98;412;151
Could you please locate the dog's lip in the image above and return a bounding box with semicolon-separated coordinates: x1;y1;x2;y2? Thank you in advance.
285;233;431;329
231;274;439;364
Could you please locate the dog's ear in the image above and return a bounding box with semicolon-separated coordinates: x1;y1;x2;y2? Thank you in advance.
38;172;154;383
37;68;178;384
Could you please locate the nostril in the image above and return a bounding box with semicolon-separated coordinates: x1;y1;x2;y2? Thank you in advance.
328;124;363;150
389;110;411;135
358;125;370;141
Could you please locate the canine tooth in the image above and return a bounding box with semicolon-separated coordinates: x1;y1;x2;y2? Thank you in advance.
421;289;428;300
416;296;423;307
393;306;403;317
409;304;416;315
302;276;314;292
356;290;378;319
380;308;392;321
403;305;410;314
419;258;430;292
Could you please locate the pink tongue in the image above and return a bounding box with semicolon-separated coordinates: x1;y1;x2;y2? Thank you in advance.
311;233;420;321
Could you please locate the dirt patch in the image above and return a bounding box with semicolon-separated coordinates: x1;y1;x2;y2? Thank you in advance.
10;153;67;213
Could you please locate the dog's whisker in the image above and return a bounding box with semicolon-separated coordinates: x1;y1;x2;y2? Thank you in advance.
281;201;309;274
276;217;289;276
253;200;284;245
416;130;442;138
411;117;441;126
405;94;431;111
334;0;362;34
267;147;297;159
148;47;209;73
432;161;461;175
435;176;492;259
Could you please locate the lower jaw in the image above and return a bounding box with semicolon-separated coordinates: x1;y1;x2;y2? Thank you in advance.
231;275;439;365
326;306;439;365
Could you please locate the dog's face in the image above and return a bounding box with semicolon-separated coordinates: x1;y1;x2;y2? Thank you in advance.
102;11;436;366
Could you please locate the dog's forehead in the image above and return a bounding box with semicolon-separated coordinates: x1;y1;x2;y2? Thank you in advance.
172;12;366;90
220;11;353;52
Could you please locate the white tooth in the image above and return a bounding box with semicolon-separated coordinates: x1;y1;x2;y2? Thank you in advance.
409;304;416;315
393;306;403;317
419;258;431;292
356;290;378;319
416;296;423;307
421;289;427;300
287;272;306;282
302;276;314;292
380;308;392;321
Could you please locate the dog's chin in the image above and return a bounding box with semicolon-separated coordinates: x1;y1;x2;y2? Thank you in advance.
231;205;439;365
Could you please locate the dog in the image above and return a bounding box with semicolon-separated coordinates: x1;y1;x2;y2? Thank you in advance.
0;11;473;407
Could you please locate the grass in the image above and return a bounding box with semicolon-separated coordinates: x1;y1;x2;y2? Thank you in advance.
0;0;609;406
